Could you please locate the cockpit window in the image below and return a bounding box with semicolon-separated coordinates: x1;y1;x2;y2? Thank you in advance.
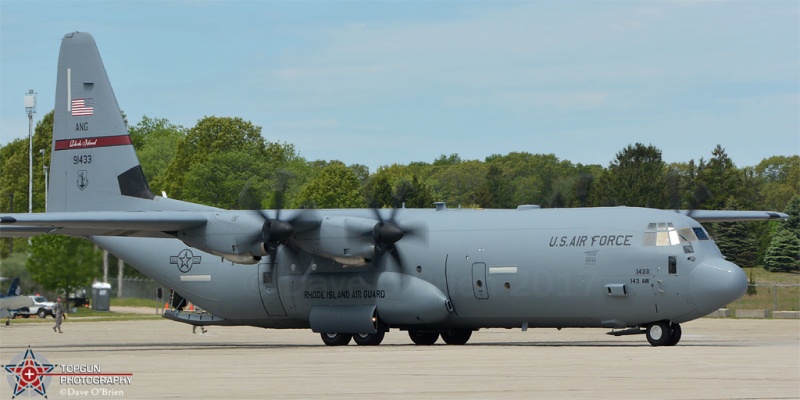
644;223;703;246
692;227;710;240
677;228;698;243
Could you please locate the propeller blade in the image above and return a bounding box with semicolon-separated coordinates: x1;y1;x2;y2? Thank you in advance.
366;202;428;269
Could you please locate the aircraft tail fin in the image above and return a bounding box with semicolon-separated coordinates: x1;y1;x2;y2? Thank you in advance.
49;32;154;212
6;278;20;297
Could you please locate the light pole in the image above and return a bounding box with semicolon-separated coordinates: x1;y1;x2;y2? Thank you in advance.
40;149;48;211
25;90;36;214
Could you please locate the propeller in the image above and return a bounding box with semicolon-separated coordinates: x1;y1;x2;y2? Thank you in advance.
260;213;294;256
250;172;306;268
671;180;712;219
367;203;427;269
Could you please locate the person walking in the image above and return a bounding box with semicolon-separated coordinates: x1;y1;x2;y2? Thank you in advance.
53;296;65;333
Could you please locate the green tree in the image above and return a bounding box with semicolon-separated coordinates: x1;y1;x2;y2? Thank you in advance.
763;229;800;272
397;175;434;208
0;111;54;257
182;150;269;209
780;195;800;235
129;116;185;190
763;196;800;272
755;155;800;211
713;201;758;268
430;160;486;207
432;153;463;166
482;152;576;208
160;116;266;199
0;252;40;294
593;143;667;207
695;145;742;209
27;235;102;295
366;174;393;208
296;161;365;208
569;165;603;208
476;163;512;208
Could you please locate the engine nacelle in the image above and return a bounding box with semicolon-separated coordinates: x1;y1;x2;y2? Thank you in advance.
294;216;377;266
177;212;266;265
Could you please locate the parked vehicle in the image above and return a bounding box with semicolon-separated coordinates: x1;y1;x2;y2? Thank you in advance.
12;295;55;318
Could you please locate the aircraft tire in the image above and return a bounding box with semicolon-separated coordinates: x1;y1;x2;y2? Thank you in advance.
645;321;672;346
353;331;386;346
408;330;439;345
441;329;472;345
666;323;682;346
320;333;352;346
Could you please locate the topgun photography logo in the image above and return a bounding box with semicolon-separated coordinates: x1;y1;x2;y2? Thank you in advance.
3;346;55;398
3;346;133;398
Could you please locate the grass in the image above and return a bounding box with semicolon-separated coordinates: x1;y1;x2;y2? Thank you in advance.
7;311;160;324
728;268;800;312
6;297;163;324
110;297;164;308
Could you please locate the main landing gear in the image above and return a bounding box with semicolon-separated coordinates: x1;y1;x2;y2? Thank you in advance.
407;329;472;345
320;331;387;346
320;328;475;346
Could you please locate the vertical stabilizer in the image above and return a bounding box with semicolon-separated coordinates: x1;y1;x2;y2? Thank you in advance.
49;32;153;212
6;278;20;297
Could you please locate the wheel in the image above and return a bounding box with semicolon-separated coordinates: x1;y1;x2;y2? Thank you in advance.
320;333;352;346
646;321;673;346
441;329;472;345
666;323;682;346
408;330;439;345
37;309;47;319
353;331;386;346
21;314;30;319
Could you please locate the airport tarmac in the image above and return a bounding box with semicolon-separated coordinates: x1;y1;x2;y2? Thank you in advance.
1;318;798;399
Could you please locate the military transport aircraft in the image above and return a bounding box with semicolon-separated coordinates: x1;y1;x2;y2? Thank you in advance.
0;32;788;346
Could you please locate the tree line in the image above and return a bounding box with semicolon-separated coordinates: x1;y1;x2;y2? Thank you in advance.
1;112;797;296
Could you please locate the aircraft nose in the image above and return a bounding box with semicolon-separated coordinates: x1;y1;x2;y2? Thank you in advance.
690;257;748;316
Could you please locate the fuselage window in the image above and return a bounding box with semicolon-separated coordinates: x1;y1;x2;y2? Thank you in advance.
668;256;677;274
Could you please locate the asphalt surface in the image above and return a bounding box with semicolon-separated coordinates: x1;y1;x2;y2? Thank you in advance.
1;318;798;399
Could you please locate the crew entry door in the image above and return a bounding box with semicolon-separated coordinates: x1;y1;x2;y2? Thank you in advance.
472;262;489;299
258;262;287;316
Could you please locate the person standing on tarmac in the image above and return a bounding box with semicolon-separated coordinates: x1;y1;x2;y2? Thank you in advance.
53;296;65;333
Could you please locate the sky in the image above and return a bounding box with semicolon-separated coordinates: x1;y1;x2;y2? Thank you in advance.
1;1;798;173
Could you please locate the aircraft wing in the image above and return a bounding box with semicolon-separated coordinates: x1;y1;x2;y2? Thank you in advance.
0;295;34;311
0;211;209;238
0;226;56;238
676;210;789;222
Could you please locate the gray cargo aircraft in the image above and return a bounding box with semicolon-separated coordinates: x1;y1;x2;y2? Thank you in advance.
0;32;788;346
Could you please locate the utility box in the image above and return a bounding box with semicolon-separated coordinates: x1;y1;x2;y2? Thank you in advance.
92;282;112;311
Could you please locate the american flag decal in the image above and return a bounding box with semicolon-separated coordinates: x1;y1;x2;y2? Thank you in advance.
71;98;94;116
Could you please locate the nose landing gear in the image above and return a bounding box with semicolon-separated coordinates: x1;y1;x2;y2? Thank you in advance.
645;321;682;346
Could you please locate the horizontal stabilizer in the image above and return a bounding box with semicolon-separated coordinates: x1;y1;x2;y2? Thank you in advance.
0;211;208;238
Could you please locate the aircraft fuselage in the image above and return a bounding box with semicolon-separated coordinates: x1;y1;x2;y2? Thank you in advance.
94;206;745;338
